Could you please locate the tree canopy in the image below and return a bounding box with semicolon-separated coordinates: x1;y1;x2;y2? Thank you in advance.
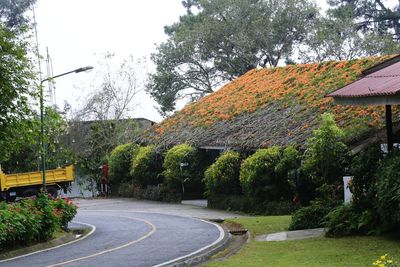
146;0;400;115
147;0;318;115
0;23;35;163
301;0;400;62
0;0;36;29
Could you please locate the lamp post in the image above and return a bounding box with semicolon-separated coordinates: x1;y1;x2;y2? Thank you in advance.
40;66;93;192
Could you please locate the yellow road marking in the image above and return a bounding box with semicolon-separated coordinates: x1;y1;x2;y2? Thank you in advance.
46;215;157;267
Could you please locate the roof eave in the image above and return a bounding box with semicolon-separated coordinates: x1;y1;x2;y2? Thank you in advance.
332;94;400;106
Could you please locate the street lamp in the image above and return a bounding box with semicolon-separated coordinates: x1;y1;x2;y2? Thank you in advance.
40;66;93;192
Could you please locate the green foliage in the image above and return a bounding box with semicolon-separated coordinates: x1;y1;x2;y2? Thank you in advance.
0;194;77;250
0;23;35;163
0;0;37;29
1;107;74;173
376;151;400;232
35;193;60;241
239;146;294;203
327;0;400;49
289;200;333;230
322;147;400;237
324;204;362;237
130;145;163;187
301;0;400;62
350;144;383;211
147;0;318;115
74;119;140;186
207;194;251;212
73;55;143;183
117;183;181;203
109;143;138;185
163;144;204;193
51;198;78;230
275;146;300;175
208;194;294;215
302;113;350;201
204;150;242;196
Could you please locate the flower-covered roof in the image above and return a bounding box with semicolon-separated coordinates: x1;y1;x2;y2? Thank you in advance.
140;55;398;150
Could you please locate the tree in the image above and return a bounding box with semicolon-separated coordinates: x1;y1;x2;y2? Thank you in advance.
78;54;145;121
302;113;350;201
306;0;400;62
299;10;367;62
147;0;318;115
71;54;144;182
0;0;36;30
328;0;400;38
1;107;73;173
0;23;35;163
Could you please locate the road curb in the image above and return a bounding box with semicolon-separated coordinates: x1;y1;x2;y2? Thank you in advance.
0;222;95;263
153;219;231;267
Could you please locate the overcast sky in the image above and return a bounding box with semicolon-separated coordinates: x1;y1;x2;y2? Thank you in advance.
34;0;186;122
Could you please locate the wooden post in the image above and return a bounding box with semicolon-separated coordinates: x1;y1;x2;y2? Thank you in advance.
386;105;394;151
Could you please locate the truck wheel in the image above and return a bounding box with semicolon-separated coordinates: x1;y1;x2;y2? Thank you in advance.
7;196;16;202
47;187;58;198
22;189;38;198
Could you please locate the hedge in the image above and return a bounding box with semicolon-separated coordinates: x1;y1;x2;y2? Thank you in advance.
204;150;242;196
240;146;294;203
163;144;204;194
109;143;138;184
130;145;162;187
0;194;77;251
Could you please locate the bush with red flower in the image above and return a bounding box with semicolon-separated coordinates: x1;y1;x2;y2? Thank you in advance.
0;193;78;251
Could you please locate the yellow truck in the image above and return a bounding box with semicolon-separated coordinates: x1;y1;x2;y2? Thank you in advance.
0;165;75;201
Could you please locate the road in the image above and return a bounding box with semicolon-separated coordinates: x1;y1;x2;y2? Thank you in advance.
0;198;240;267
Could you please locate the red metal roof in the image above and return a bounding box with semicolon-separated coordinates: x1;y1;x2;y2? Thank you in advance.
327;60;400;98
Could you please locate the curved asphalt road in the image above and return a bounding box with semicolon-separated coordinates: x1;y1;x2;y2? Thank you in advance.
0;210;223;267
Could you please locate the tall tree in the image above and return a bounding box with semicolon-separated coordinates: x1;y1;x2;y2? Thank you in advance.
299;0;400;62
0;0;36;29
147;0;318;115
1;107;73;173
71;54;144;182
0;23;35;163
328;0;400;40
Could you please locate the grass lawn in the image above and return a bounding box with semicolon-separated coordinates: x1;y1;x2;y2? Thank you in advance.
207;216;400;267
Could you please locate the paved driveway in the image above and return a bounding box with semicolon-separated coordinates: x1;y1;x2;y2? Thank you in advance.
0;198;241;267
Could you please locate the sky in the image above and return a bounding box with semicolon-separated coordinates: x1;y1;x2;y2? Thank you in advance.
34;0;186;122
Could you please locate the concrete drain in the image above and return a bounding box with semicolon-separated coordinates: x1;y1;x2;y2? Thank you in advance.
229;229;248;235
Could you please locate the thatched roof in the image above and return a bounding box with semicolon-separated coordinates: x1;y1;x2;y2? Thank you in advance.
139;55;398;151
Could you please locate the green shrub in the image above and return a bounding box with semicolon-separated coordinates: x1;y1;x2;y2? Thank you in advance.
51;197;78;230
240;146;293;203
0;201;41;247
289;200;333;230
302;113;349;184
109;143;138;184
130;145;163;187
301;113;350;202
118;182;181;202
376;151;400;232
0;194;78;250
207;194;252;211
350;143;382;211
35;193;60;241
204;150;242;196
261;201;296;215
324;204;363;237
163;144;204;193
